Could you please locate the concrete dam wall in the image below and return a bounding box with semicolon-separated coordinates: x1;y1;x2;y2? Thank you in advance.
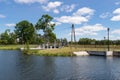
74;51;120;57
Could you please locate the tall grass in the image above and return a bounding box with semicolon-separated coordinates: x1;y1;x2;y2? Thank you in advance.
27;47;78;56
0;45;36;50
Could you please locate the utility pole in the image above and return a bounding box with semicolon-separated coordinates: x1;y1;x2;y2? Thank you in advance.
71;24;76;48
107;28;110;51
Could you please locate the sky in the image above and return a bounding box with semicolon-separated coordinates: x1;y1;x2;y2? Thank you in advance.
0;0;120;41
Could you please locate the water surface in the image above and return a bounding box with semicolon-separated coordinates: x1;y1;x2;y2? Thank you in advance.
0;50;120;80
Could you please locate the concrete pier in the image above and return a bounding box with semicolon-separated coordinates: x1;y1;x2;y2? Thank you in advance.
106;51;113;56
73;51;89;56
73;51;120;57
113;51;120;56
87;51;106;56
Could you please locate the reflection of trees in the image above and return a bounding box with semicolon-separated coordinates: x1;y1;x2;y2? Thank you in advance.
15;53;36;80
16;53;56;80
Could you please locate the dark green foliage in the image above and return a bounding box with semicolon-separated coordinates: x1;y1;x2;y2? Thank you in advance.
15;20;35;44
78;38;96;45
35;14;56;44
35;14;55;31
0;29;17;44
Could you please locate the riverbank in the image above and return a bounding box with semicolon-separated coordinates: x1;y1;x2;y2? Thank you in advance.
0;45;36;50
25;47;78;56
1;45;120;56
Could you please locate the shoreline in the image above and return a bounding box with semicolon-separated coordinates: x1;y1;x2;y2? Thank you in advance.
0;45;120;57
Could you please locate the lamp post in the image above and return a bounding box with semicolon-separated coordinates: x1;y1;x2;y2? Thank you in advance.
107;28;110;51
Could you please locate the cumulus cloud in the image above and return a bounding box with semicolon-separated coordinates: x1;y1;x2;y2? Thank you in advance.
115;1;120;5
111;29;120;34
55;7;95;24
75;24;107;36
73;7;94;17
53;9;59;14
0;14;6;18
55;16;88;24
106;29;120;40
99;12;111;19
14;0;47;4
5;23;16;27
42;1;62;14
111;8;120;21
61;4;75;12
50;21;61;26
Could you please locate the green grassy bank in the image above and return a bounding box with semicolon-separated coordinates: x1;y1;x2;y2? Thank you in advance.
25;47;78;56
0;45;120;56
0;45;36;50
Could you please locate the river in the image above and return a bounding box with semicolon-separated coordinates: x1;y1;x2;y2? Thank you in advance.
0;50;120;80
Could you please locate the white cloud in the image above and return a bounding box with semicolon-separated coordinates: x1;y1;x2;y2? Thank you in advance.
61;4;75;12
108;29;120;40
42;1;62;13
111;29;120;34
50;21;61;26
55;7;94;24
0;14;6;18
99;12;111;19
73;7;94;18
113;8;120;14
14;0;47;4
75;24;107;36
110;35;120;40
5;23;16;27
111;15;120;21
55;16;88;24
53;9;59;14
115;1;120;5
111;8;120;21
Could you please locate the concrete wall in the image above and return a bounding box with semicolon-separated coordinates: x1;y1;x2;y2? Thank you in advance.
73;51;120;57
106;51;113;56
87;51;106;56
73;51;89;56
113;51;120;56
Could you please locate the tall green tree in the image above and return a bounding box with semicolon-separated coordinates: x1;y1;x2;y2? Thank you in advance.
15;20;35;44
0;29;17;44
8;32;17;44
0;29;10;44
35;14;56;43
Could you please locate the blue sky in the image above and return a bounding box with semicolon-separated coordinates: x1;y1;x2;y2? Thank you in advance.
0;0;120;41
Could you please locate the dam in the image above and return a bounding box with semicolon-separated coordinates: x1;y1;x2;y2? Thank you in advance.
73;51;120;57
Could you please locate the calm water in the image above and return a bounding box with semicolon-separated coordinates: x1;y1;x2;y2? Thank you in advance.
0;50;120;80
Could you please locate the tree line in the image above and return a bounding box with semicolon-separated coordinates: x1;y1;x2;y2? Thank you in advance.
0;14;67;46
78;38;120;45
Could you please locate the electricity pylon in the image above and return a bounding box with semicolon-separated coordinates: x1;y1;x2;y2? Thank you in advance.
71;24;76;48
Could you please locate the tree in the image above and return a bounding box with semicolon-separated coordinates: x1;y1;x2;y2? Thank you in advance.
8;32;17;44
47;32;56;43
78;38;96;45
35;14;56;43
0;29;17;44
0;29;10;44
14;20;35;44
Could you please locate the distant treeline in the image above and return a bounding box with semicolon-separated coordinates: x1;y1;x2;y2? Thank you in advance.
77;38;120;45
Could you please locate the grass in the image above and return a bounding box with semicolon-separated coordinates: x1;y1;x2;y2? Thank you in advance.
25;45;120;56
0;44;120;56
0;45;36;50
26;47;79;56
71;45;120;51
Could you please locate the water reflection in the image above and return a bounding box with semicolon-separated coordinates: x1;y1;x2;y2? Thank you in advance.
0;50;120;80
